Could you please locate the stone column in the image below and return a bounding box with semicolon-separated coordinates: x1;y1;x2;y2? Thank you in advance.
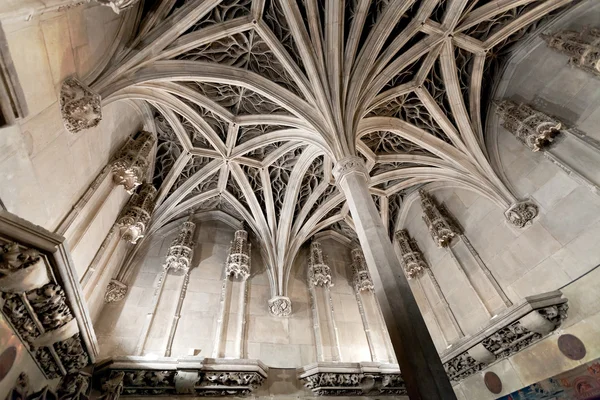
213;229;251;358
164;221;196;357
395;229;464;340
116;183;156;244
112;131;156;193
543;27;600;77
307;241;340;362
332;156;455;399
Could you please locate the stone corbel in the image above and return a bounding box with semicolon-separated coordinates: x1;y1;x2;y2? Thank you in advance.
504;200;539;228
268;296;292;317
60;77;102;134
0;211;97;379
104;279;128;303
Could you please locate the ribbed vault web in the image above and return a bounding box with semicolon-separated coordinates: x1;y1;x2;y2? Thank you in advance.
97;0;573;297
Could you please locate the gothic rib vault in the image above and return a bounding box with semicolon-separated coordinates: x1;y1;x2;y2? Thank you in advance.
88;0;574;307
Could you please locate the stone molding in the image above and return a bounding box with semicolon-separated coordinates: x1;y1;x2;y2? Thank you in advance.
268;296;292;317
332;156;370;185
494;100;562;152
441;291;568;382
298;362;407;396
394;230;427;279
163;221;196;273
94;357;267;397
419;189;457;247
308;241;333;287
112;131;157;194
59;76;102;134
543;26;600;77
504;200;539;228
225;229;251;280
117;183;157;244
0;211;97;378
351;248;374;292
5;371;92;400
104;279;128;303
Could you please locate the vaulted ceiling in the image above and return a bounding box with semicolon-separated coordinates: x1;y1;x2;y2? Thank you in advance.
94;0;572;296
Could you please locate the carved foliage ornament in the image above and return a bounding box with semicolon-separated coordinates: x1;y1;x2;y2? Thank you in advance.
505;200;539;228
95;0;140;13
104;279;128;303
0;239;90;379
301;371;407;396
60;77;102;134
268;296;292;317
495;100;562;152
5;371;92;400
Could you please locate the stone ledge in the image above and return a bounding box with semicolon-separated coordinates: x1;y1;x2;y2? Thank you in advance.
95;357;268;397
441;290;568;382
297;362;406;396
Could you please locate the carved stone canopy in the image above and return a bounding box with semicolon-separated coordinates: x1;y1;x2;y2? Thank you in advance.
543;26;600;77
308;241;333;288
419;190;457;248
495;100;562;152
395;230;427;279
60;77;102;134
163;221;196;273
225;229;251;280
117;183;157;244
351;249;374;292
112;131;157;194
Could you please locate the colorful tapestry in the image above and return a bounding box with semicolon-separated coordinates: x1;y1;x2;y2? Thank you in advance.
499;359;600;400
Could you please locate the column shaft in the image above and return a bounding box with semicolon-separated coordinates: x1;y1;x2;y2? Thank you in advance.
335;162;455;399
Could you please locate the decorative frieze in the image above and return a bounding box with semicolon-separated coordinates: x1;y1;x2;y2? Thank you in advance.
495;100;562;152
225;229;251;280
505;200;539;228
441;291;568;382
543;27;600;77
104;279;128;303
95;357;267;397
96;0;141;13
5;371;92;400
163;221;196;273
298;362;407;396
419;190;457;247
0;213;96;379
60;77;102;134
117;183;157;244
351;249;374;292
112;131;156;193
268;296;292;317
394;230;427;279
308;241;333;287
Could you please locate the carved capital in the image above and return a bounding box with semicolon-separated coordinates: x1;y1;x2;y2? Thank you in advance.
505;200;538;228
95;0;140;13
395;230;427;279
268;296;292;317
60;77;102;134
332;156;369;184
117;183;157;243
351;249;374;292
104;279;128;303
